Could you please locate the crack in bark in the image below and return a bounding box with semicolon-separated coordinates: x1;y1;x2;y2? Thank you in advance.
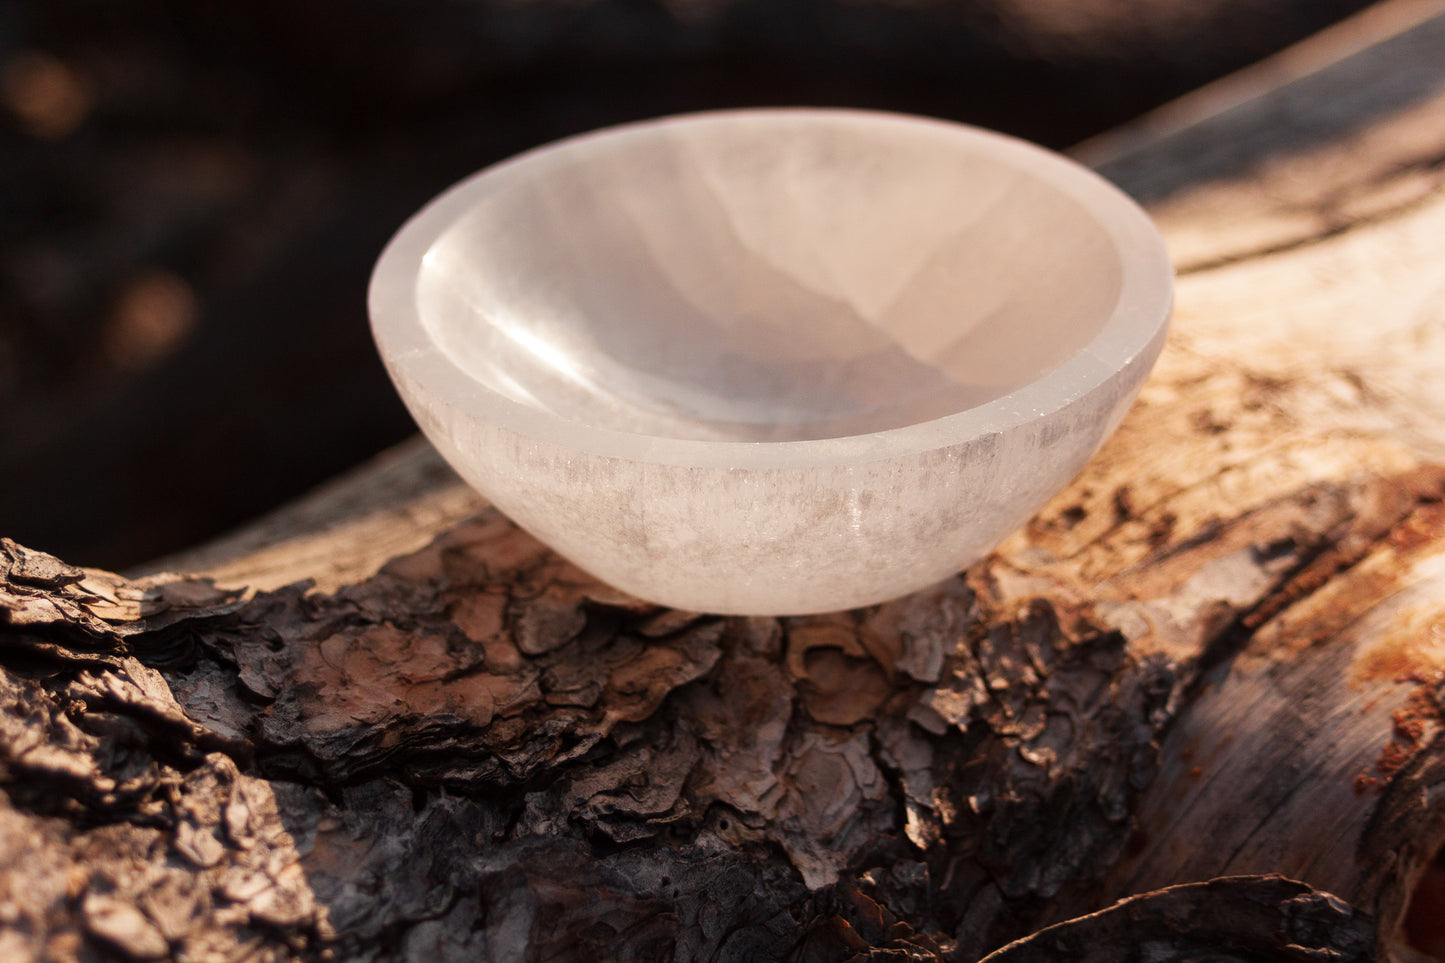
1194;470;1445;683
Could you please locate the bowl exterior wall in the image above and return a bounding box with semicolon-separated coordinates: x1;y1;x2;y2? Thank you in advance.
386;336;1159;615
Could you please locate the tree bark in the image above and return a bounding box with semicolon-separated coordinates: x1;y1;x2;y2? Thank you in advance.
6;1;1445;960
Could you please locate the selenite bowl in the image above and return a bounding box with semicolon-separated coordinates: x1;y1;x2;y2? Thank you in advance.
369;109;1172;615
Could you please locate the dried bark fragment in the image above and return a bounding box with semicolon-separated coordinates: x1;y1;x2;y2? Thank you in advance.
7;455;1445;961
2;519;1191;959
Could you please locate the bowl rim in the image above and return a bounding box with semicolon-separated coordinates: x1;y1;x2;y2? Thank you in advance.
369;107;1173;471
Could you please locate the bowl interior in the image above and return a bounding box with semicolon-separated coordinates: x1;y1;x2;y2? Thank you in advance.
416;115;1125;443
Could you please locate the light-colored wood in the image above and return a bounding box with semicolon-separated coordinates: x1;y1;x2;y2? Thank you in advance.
134;435;479;593
1080;0;1445;273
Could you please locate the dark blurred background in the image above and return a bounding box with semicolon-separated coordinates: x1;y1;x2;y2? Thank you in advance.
0;0;1375;571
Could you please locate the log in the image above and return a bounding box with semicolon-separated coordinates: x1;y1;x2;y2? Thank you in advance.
6;1;1445;959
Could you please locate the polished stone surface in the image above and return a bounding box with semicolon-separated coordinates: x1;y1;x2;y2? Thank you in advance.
371;109;1172;614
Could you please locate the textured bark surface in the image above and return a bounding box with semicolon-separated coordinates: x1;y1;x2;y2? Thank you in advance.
6;1;1445;960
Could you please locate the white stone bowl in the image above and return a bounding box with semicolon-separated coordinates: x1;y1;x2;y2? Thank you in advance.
369;109;1172;615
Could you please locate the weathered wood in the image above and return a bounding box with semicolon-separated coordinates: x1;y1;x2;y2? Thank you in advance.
136;436;479;594
6;1;1445;960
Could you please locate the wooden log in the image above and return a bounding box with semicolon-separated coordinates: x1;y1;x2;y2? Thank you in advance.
5;1;1445;959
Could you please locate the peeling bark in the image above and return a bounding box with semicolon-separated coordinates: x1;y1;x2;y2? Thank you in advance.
7;1;1445;961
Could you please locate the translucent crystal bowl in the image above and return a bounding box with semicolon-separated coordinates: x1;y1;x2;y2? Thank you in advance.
369;109;1172;615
